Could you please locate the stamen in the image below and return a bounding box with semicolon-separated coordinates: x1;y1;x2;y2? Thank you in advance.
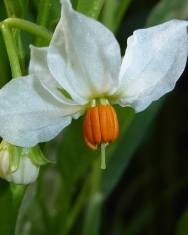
83;104;119;169
101;143;108;170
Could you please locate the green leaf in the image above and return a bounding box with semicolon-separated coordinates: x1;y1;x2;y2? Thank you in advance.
0;3;11;85
0;36;10;86
83;193;102;235
76;0;105;19
71;0;79;8
101;100;163;198
46;0;61;30
3;0;29;17
31;0;61;31
124;179;187;235
35;0;52;45
82;163;102;235
102;0;133;32
147;0;188;26
36;0;52;26
56;118;96;186
17;0;29;17
176;208;188;235
0;182;25;235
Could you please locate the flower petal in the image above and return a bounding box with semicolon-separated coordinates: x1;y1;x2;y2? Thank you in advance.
29;46;79;106
0;76;83;147
117;20;188;112
47;0;121;103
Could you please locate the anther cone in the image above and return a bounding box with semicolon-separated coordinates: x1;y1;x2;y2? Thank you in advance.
83;104;119;150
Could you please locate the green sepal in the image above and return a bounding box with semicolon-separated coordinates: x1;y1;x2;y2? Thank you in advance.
20;145;52;166
8;145;21;173
0;141;20;173
0;141;50;174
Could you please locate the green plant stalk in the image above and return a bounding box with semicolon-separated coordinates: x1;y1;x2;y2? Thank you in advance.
102;0;116;30
0;24;22;78
0;22;26;235
0;182;26;235
102;0;133;32
3;0;28;75
83;160;103;235
10;183;26;207
66;178;90;232
113;0;132;32
0;3;50;235
37;0;51;26
3;0;15;17
77;0;105;19
1;18;52;43
35;0;52;45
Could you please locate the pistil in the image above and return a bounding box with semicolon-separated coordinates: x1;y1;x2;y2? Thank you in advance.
101;143;108;169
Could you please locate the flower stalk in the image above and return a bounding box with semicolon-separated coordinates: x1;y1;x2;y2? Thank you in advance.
37;0;52;27
83;160;103;235
35;0;52;45
0;24;22;78
0;18;52;44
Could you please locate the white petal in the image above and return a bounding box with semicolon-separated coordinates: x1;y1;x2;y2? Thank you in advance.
29;46;80;106
47;0;121;103
5;157;39;185
117;20;188;112
0;76;83;147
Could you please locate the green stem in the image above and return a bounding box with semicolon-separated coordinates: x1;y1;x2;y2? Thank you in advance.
114;0;132;32
66;179;90;232
10;184;26;235
0;182;26;235
3;0;15;17
77;0;105;19
83;161;103;235
10;183;26;207
37;0;51;26
0;20;33;235
3;0;27;74
35;0;52;45
1;18;52;43
102;0;133;32
0;24;22;78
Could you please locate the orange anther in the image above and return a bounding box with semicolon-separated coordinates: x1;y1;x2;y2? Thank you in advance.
83;104;119;150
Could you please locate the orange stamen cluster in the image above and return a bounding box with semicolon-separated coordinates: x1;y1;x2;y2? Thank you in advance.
83;104;119;150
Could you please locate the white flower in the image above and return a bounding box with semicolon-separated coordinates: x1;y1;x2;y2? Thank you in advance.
0;0;187;168
0;141;39;184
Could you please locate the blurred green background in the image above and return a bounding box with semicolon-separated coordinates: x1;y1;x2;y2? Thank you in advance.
0;0;188;235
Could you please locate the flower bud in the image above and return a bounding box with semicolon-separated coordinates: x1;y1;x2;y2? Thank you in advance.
0;141;47;185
